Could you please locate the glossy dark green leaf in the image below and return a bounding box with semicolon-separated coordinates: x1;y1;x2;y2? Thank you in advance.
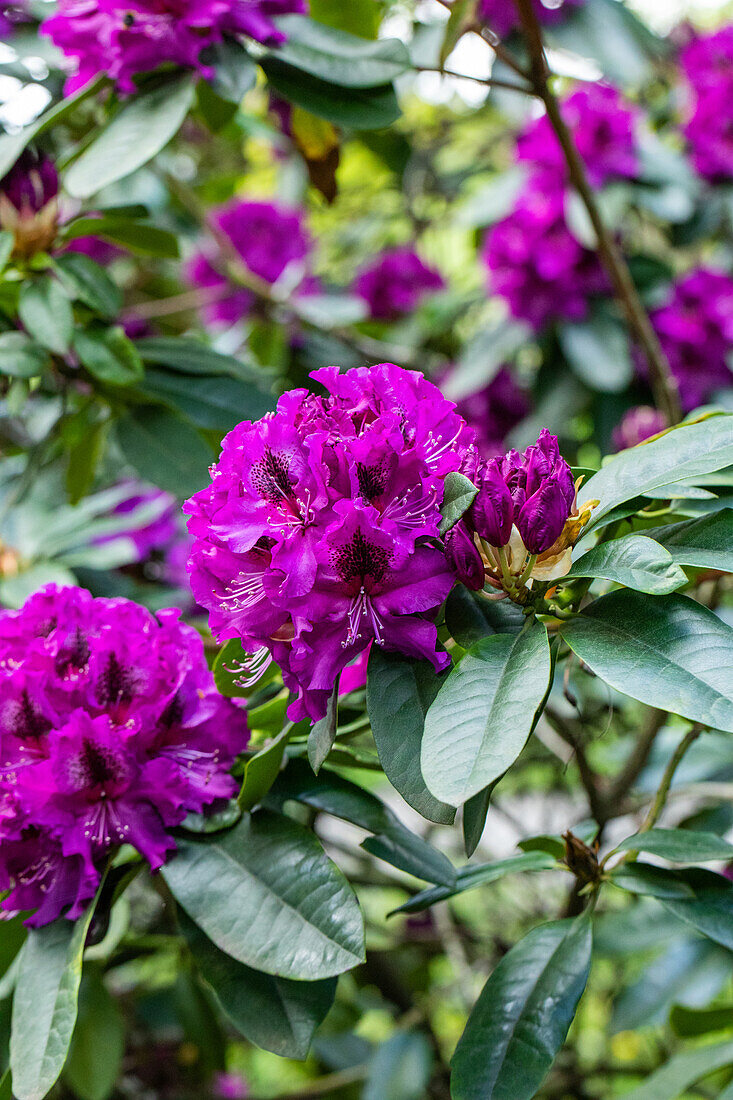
270;761;456;886
451;916;592;1100
614;828;733;862
422;622;551;806
612;865;733;951
262;59;401;129
462;777;503;858
137;368;272;430
135;336;257;380
438;471;478;537
308;682;338;775
363;1032;433;1100
579;414;733;527
0;918;25;984
66;421;107;506
18;276;73;355
561;591;733;731
239;727;291;813
74;326;144;387
65;75;196;197
116;407;213;497
671;1003;733;1038
445;585;525;648
518;835;567;860
611;863;698;900
366;649;454;825
162;809;365;980
52;254;122;320
0;331;48;378
180;912;335;1059
390;851;555;915
643;510;733;572
270;16;410;87
558;314;633;393
10;897;98;1100
63;217;180;258
566;535;687;594
63;972;124;1100
619;1038;733;1100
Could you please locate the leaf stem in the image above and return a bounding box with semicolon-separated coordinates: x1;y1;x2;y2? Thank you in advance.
638;723;703;835
512;0;682;425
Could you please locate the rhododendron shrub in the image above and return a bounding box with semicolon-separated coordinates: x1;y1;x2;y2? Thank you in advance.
1;3;733;1100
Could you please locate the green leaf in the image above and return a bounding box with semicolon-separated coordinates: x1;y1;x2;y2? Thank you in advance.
451;916;592;1100
270;16;410;87
579;414;733;527
308;682;338;775
438;471;478;537
670;1003;733;1038
310;0;379;36
213;639;280;698
10;896;99;1100
610;863;697;900
612;865;733;951
205;38;258;102
558;314;633;393
134;336;257;379
614;828;733;862
565;535;687;594
363;1032;433;1100
63;972;124;1100
63;218;180;258
162;809;365;980
0;331;48;378
643;510;733;572
239;726;291;813
0;76;105;179
270;761;456;887
462;777;503;858
618;1039;733;1100
116;407;213;497
137;367;273;430
0;231;14;272
261;59;401;129
390;851;555;915
0;917;25;983
366;650;455;825
445;585;525;648
18;276;73;355
560;591;733;731
74;326;144;387
52;254;122;320
66;420;107;505
180;912;335;1060
65;75;196;198
518;835;567;860
421;622;552;806
0;1072;10;1100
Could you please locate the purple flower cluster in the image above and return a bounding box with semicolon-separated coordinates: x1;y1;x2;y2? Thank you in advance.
446;430;585;592
517;83;639;188
185;363;475;722
479;0;583;36
681;26;733;182
0;149;59;258
483;179;606;330
647;267;733;411
186;199;313;328
43;0;308;94
612;406;667;451
0;586;248;927
354;248;445;321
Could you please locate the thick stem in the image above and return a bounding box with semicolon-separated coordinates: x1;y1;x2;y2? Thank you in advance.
512;0;682;425
638;724;703;834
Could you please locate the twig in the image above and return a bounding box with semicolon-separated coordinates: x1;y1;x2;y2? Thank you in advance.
414;65;533;95
637;724;703;834
250;1065;368;1099
512;0;682;424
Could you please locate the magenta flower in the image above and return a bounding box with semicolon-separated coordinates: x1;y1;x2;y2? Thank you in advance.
213;1072;249;1100
0;149;59;258
612;406;667;451
517;83;640;188
680;27;733;182
646;267;733;412
185;363;474;721
479;0;583;36
186;199;312;328
43;0;308;95
354;248;445;321
483;177;607;330
0;586;248;927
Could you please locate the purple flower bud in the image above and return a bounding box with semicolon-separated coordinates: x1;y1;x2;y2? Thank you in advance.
470;459;514;547
612;406;667;451
0;150;58;215
517;477;572;554
444;522;485;590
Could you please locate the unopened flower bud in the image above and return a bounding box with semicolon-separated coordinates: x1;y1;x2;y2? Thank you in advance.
517;476;573;554
470;459;513;547
0;150;59;258
444;522;484;591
